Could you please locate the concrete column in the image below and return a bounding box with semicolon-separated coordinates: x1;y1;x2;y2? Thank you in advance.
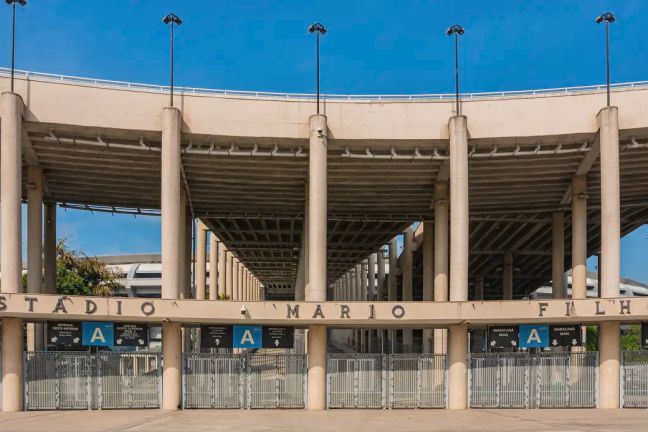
307;114;327;302
475;277;484;301
449;116;469;302
27;166;44;351
598;107;620;298
195;221;207;300
388;237;398;301
434;182;449;354
162;322;182;410
160;106;183;410
232;258;239;300
596;107;621;409
503;251;513;300
402;228;414;350
361;262;368;351
377;248;386;301
1;92;24;412
307;324;327;410
218;242;227;299
225;251;233;299
181;205;192;300
448;323;468;409
209;234;218;300
552;212;565;299
44;203;57;295
368;253;376;301
571;175;588;300
422;221;434;353
599;321;620;408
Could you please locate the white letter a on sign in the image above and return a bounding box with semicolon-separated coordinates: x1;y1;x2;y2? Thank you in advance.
241;330;255;344
527;328;541;344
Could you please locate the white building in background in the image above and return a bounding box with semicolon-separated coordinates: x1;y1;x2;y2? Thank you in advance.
530;270;648;299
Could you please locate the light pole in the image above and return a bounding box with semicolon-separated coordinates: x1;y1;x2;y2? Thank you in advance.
5;0;26;93
162;13;182;107
308;22;327;115
596;12;615;107
446;24;464;115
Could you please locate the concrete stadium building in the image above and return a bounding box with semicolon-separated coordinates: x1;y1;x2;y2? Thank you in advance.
1;66;648;413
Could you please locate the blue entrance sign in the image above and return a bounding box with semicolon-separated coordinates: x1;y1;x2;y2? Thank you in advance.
82;321;114;347
519;324;549;348
233;326;262;349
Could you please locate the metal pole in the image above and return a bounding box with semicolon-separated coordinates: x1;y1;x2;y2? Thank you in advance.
170;22;174;107
605;22;610;107
10;2;16;92
455;33;459;115
316;32;320;115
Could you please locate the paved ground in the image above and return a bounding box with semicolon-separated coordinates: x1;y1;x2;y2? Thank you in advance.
0;409;647;432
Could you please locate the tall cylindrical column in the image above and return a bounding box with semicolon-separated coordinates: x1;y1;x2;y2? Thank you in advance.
422;221;434;353
307;114;327;302
232;258;239;300
44;203;57;295
503;251;513;300
388;237;398;301
225;251;233;299
434;182;449;354
552;212;565;299
368;253;376;301
1;92;24;412
307;324;327;410
449;116;469;302
598;107;620;299
27;166;44;351
195;221;207;300
402;228;414;350
599;321;620;409
160;106;183;410
448;323;468;409
475;277;484;301
209;234;218;300
377;248;386;301
571;175;588;299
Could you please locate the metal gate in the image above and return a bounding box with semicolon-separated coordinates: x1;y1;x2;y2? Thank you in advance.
622;351;648;408
469;352;597;409
182;353;306;409
328;354;386;408
389;354;446;408
25;351;162;410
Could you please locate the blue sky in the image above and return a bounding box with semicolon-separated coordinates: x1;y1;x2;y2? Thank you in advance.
5;1;647;282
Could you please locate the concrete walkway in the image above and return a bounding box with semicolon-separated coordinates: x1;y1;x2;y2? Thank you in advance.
0;409;648;432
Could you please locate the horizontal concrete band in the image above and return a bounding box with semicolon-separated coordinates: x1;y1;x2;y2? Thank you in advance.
0;293;637;326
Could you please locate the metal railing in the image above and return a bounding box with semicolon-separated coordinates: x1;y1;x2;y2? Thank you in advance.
622;350;648;408
327;353;446;409
24;351;161;410
182;352;306;409
3;67;648;102
468;352;598;409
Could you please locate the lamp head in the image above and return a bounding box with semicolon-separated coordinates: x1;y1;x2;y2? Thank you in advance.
163;13;182;25
596;12;615;24
5;0;27;5
446;24;464;36
308;22;327;35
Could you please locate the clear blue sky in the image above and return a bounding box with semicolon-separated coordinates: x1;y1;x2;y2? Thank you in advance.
5;1;647;282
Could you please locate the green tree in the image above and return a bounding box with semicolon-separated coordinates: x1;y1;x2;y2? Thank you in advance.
621;325;641;351
55;240;122;296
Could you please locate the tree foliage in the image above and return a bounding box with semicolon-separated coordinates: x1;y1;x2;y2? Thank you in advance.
55;240;122;296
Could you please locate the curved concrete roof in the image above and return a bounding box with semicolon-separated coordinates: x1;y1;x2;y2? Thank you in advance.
4;69;648;297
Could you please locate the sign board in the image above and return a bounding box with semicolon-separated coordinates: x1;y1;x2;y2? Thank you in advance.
48;321;82;349
263;327;294;348
233;325;262;349
201;325;233;348
115;323;149;347
549;324;581;347
82;321;114;347
642;322;648;350
519;324;549;348
488;325;519;349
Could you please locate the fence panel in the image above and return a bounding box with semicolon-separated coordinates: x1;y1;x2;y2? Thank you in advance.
247;353;306;408
183;353;244;408
97;352;161;409
389;354;446;408
25;352;92;410
623;351;648;408
328;354;385;408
